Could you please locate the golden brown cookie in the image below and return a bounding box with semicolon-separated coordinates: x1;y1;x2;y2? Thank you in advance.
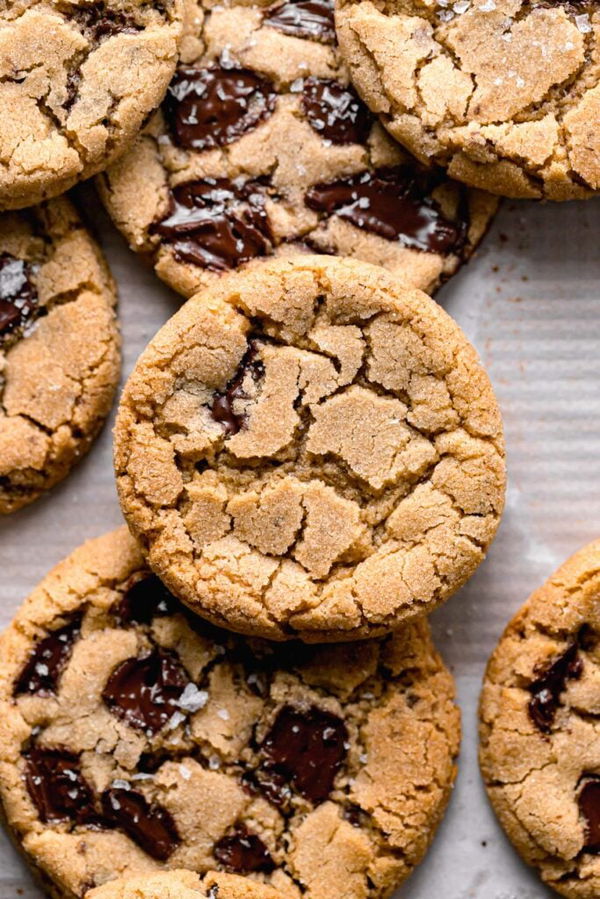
480;539;600;898
0;196;120;514
86;870;287;899
97;0;498;297
0;527;460;899
0;0;183;210
335;0;600;200
114;255;505;641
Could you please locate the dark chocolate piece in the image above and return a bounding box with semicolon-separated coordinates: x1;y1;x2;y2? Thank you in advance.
24;747;98;825
259;704;348;804
580;777;600;852
116;574;178;625
302;77;372;144
0;254;38;337
153;179;272;272
211;340;265;436
264;0;336;43
102;650;188;734
101;787;180;861
305;167;468;254
528;641;583;733
165;65;276;151
14;618;81;696
214;823;274;873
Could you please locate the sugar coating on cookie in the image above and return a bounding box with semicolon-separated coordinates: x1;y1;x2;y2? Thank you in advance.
0;527;460;899
480;539;600;898
97;0;497;298
335;0;600;200
0;0;183;210
87;869;286;898
114;256;505;641
0;197;120;514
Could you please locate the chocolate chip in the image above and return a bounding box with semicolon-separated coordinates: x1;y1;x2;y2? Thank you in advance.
528;641;583;733
264;0;336;43
165;65;276;151
24;747;98;826
0;254;38;337
214;824;274;873
305;167;468;254
101;787;180;861
115;574;178;625
153;179;273;272
102;650;188;735
579;777;600;852
259;705;348;805
211;340;265;436
14;618;81;697
301;78;372;144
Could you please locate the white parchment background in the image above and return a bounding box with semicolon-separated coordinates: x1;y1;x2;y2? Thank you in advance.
2;183;599;898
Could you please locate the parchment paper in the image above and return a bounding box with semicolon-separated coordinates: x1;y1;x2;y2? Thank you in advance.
3;182;599;899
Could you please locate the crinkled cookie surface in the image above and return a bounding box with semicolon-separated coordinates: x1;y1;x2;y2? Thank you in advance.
480;539;600;898
335;0;600;200
87;869;287;899
0;196;120;514
114;256;505;641
98;0;497;298
0;0;183;209
0;527;460;899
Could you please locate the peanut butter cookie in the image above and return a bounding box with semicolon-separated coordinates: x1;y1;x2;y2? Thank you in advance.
481;539;600;898
114;256;505;641
0;196;120;514
98;0;497;297
0;527;460;898
335;0;600;200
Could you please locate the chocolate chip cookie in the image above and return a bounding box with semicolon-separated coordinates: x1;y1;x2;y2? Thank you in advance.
87;870;286;899
0;526;461;898
114;256;505;641
0;197;120;514
97;0;498;298
335;0;600;200
0;0;183;210
480;539;600;898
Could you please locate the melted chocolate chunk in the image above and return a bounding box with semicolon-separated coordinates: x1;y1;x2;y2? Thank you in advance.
211;340;265;436
264;0;336;43
305;167;468;254
580;777;600;852
102;650;188;734
302;78;372;144
101;787;179;861
260;705;348;805
116;574;178;625
214;824;274;873
25;747;98;825
153;179;272;272
76;7;139;41
14;618;81;696
0;254;38;337
528;641;584;733
165;65;276;151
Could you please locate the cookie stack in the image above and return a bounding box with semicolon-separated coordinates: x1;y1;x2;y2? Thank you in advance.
9;0;600;896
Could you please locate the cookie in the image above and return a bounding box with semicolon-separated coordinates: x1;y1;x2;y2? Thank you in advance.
86;870;287;899
114;255;505;641
335;0;600;200
0;196;120;514
480;539;600;898
97;0;498;298
0;0;183;210
0;526;460;899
